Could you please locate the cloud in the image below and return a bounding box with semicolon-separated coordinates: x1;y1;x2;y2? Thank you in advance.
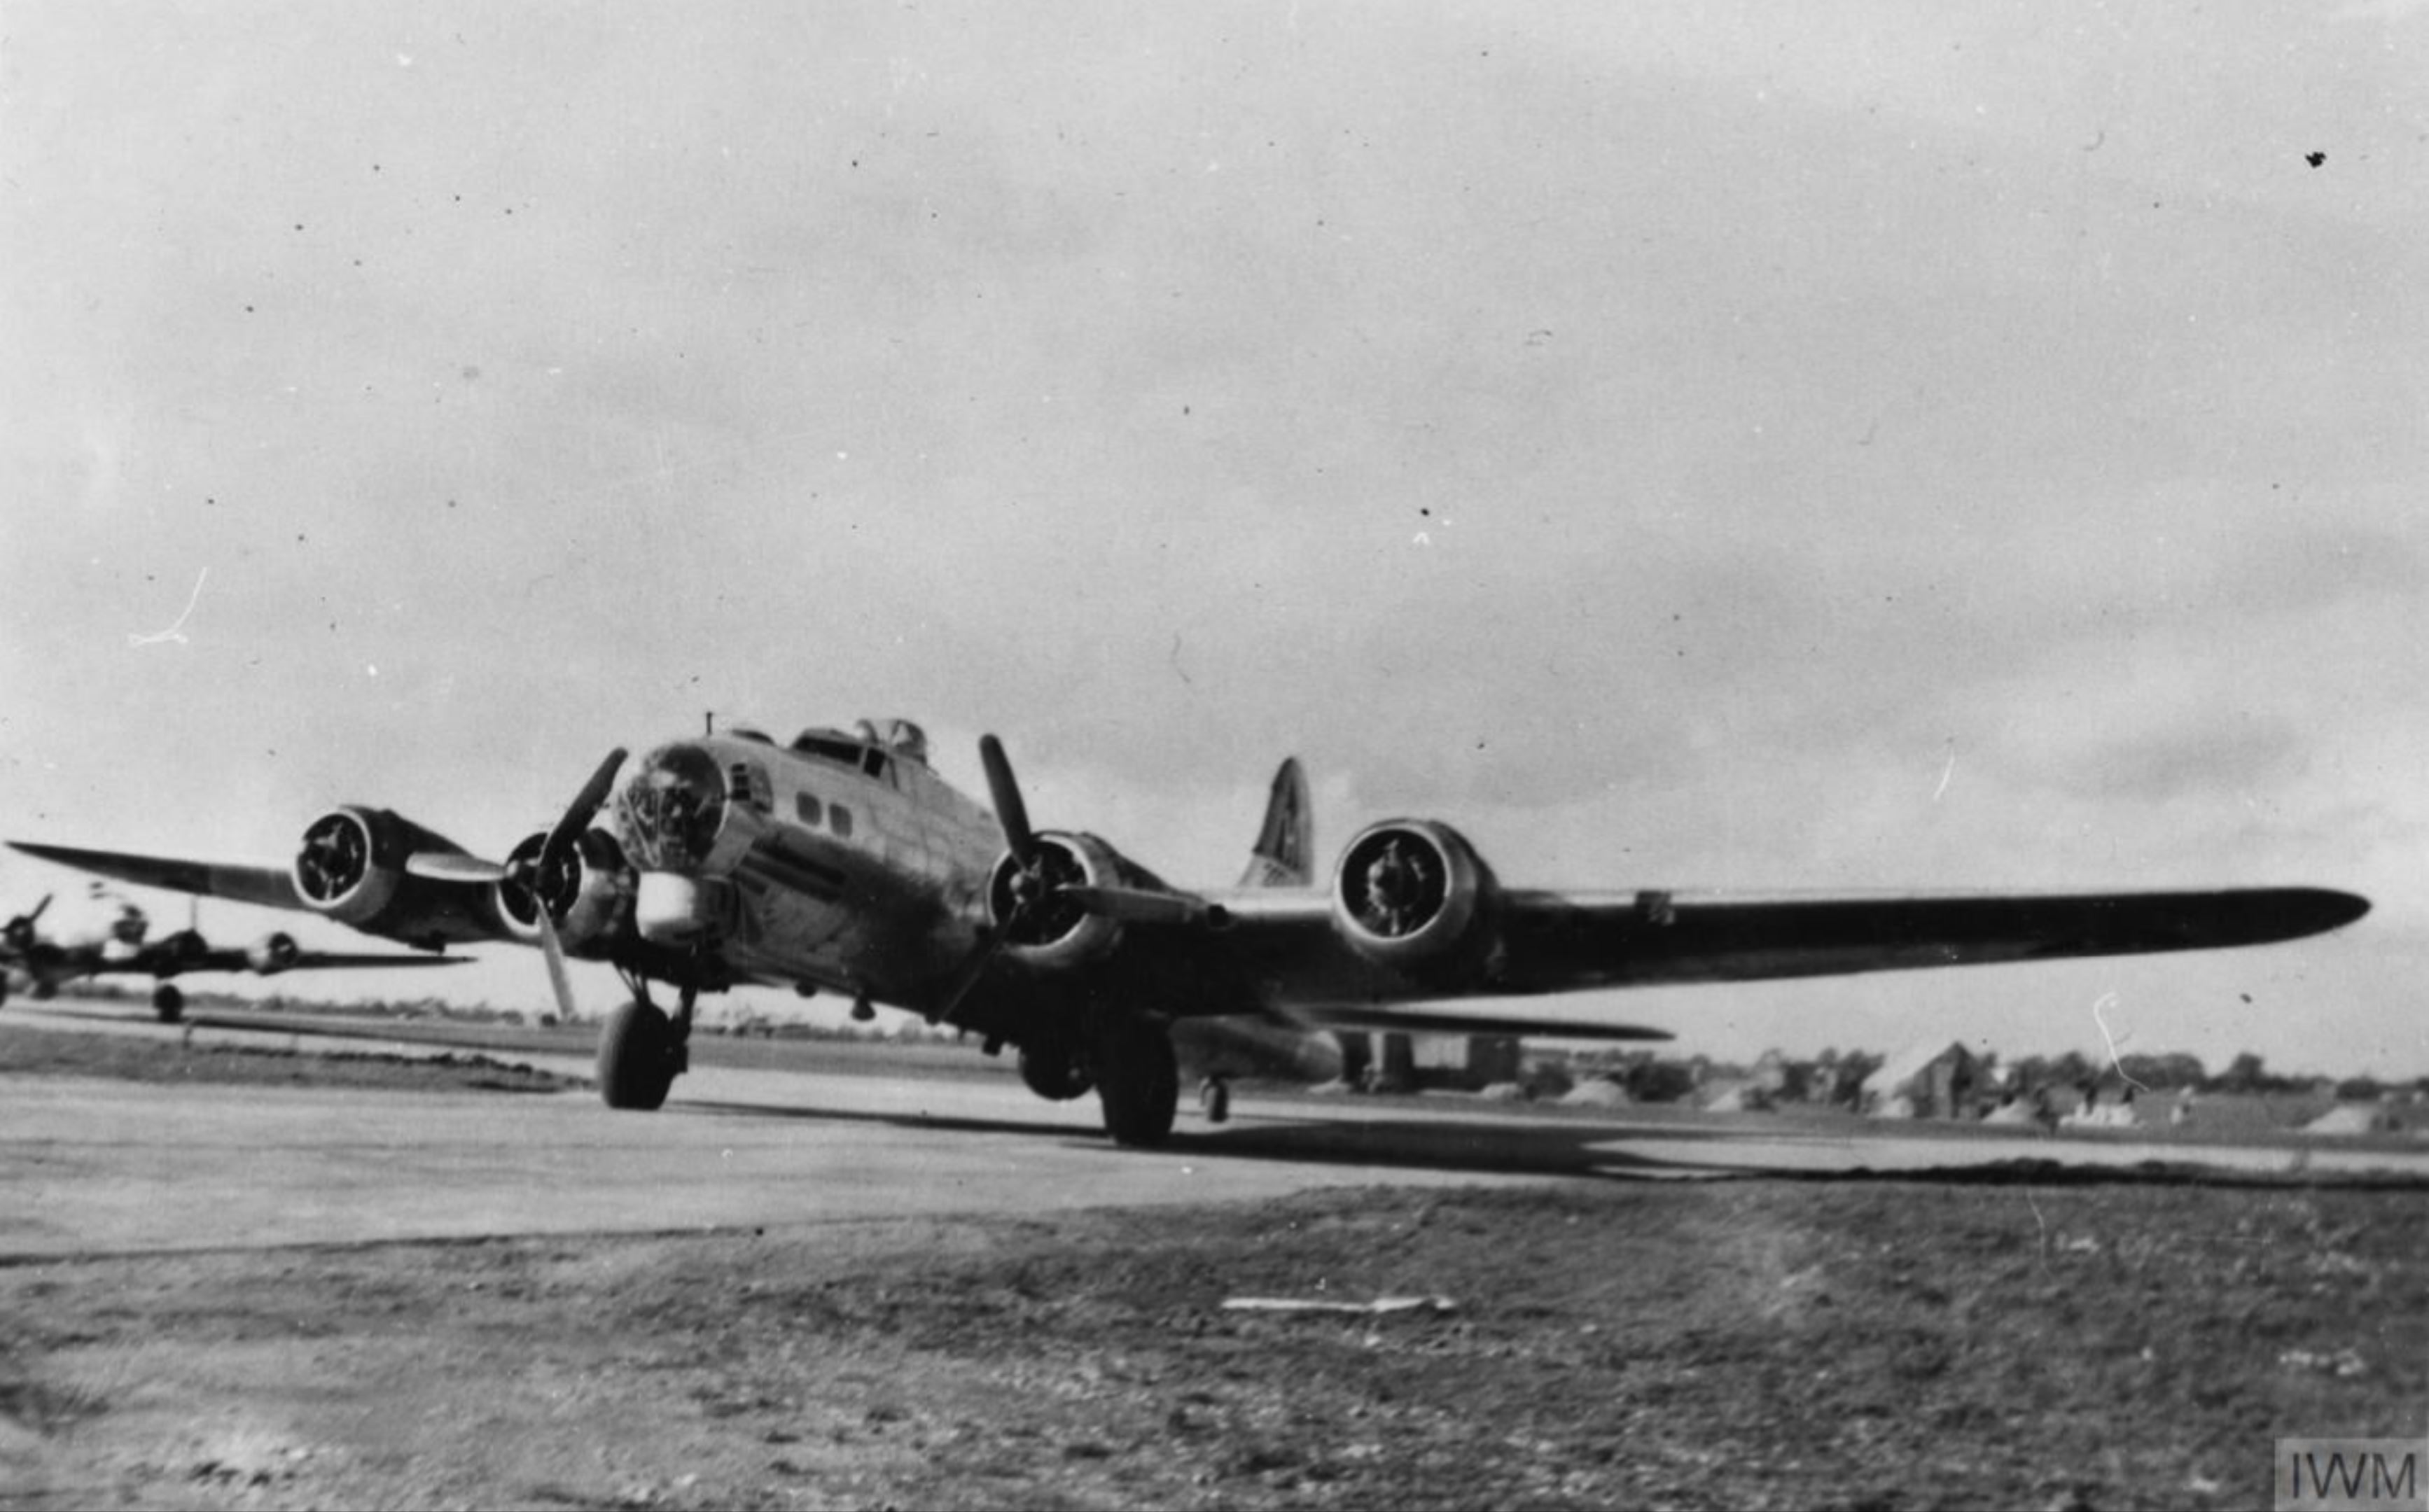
2061;715;2310;805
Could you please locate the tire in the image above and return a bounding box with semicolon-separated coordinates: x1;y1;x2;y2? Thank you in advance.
1096;1016;1178;1148
598;999;677;1110
152;983;184;1024
1018;1038;1094;1102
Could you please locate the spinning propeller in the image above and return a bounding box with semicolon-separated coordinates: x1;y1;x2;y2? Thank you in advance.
523;748;627;1022
4;893;52;955
931;735;1049;1023
931;735;1197;1023
403;748;628;1021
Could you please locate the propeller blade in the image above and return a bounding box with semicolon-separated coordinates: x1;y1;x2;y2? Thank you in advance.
535;905;580;1025
978;734;1038;869
931;936;1002;1027
405;852;510;884
27;894;51;924
541;748;629;873
931;876;1059;1029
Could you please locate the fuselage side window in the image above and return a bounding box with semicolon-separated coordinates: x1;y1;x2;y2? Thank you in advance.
831;804;854;839
795;791;823;827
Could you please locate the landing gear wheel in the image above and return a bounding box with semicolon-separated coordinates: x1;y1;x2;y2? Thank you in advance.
152;983;184;1024
1019;1039;1094;1102
1095;1016;1179;1148
1198;1076;1232;1125
598;998;678;1110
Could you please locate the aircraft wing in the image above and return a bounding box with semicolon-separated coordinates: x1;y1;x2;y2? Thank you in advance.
8;842;305;913
1277;1002;1674;1042
169;945;468;975
1500;883;2367;988
1122;882;2368;1008
8;839;513;950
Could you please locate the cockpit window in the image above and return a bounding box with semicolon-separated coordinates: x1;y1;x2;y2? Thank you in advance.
793;720;927;771
791;732;866;767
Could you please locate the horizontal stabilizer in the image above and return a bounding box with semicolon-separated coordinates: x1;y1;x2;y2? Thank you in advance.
1293;1004;1674;1042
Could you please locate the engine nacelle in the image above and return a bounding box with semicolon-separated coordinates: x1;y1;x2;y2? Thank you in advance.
290;805;506;946
293;806;438;925
246;932;300;974
1330;819;1501;977
494;828;632;957
987;831;1136;972
149;929;209;972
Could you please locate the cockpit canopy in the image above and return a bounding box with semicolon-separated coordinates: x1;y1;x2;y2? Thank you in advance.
791;718;928;768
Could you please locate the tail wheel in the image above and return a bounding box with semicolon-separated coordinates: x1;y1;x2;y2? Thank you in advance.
598;998;678;1110
1095;1015;1178;1147
152;983;184;1024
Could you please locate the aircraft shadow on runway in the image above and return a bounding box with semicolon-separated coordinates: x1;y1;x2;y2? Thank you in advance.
674;1098;2427;1190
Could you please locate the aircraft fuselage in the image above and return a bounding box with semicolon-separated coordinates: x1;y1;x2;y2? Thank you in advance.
613;730;1001;1012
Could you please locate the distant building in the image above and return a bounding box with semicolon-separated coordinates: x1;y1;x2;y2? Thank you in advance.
1346;1032;1521;1093
2302;1103;2404;1137
1701;1079;1774;1113
1412;1033;1522;1087
1860;1040;1979;1119
1750;1049;1815;1102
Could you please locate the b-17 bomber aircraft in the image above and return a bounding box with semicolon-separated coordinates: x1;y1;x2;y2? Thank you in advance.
0;891;461;1023
8;718;2369;1144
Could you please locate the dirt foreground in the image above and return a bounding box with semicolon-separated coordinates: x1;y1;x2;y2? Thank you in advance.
3;1173;2421;1511
3;1026;2423;1509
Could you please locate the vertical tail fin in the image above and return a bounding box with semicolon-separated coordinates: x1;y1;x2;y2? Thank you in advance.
1238;757;1314;888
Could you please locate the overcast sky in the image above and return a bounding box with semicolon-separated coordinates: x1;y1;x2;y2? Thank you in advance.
4;2;2421;1074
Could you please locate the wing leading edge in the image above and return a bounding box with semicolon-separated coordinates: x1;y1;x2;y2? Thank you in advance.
1501;885;2371;990
8;841;305;913
6;839;511;950
1137;883;2367;1009
170;947;468;975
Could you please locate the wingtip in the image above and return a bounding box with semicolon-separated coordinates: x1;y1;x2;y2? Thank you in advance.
2316;888;2372;931
2246;886;2371;944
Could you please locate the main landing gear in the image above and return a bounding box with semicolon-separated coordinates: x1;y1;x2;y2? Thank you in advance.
1012;1018;1190;1146
1093;1015;1179;1148
597;977;695;1112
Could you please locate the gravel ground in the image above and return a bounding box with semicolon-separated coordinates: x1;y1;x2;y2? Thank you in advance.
2;1024;2420;1510
4;1169;2421;1508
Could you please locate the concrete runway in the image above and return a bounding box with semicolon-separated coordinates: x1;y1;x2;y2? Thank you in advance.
4;1003;2424;1260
